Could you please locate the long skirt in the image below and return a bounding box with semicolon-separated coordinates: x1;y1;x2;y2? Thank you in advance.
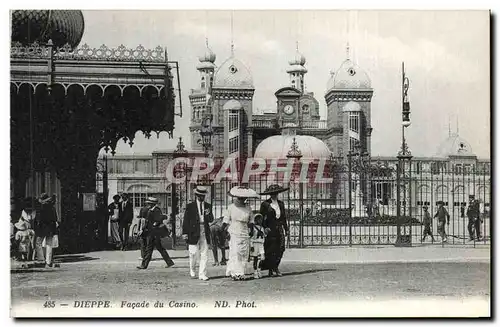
110;221;121;244
226;234;249;277
261;226;286;271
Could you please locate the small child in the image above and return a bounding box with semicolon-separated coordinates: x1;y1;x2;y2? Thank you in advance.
250;213;266;279
14;220;35;261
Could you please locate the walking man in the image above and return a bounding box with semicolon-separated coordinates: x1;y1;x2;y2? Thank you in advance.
434;201;450;242
421;206;435;242
137;197;175;269
467;195;482;241
182;186;214;281
137;203;150;260
119;193;134;250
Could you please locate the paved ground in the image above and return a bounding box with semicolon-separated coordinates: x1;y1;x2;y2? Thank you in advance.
10;245;491;317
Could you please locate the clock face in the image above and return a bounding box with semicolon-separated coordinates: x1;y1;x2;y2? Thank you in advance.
283;104;295;115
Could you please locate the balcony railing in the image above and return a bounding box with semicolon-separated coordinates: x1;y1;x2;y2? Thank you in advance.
252;119;275;128
300;120;328;129
251;118;329;130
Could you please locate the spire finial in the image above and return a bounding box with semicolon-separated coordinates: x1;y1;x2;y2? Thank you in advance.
206;37;208;47
456;116;459;135
296;40;299;51
230;11;234;56
346;42;350;59
448;117;451;137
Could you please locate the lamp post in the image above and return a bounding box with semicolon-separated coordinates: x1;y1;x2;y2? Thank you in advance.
172;137;187;248
199;113;214;201
347;140;369;246
287;137;303;248
396;62;413;247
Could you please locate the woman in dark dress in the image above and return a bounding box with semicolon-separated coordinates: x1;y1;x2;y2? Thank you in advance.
259;184;289;277
36;193;59;267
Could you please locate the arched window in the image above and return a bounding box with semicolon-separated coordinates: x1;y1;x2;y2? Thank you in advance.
435;185;449;206
417;185;430;206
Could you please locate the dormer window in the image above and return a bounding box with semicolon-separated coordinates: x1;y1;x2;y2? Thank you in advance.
229;65;238;74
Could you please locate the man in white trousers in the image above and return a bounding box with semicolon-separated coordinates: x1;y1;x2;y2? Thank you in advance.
182;186;214;281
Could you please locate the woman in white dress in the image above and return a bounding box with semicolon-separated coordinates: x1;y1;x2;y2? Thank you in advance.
223;186;259;281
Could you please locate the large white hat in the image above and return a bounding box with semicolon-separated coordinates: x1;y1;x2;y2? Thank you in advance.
228;186;259;199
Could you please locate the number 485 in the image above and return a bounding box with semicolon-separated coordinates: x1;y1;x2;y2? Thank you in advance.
43;301;55;308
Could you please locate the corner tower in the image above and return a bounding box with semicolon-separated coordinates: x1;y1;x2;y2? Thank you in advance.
324;53;373;158
211;51;255;162
189;41;217;151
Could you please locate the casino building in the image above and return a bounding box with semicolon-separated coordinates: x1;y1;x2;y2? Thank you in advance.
104;42;490;225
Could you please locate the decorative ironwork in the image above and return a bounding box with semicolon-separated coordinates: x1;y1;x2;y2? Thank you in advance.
398;137;412;157
287;137;302;158
174;137;187;155
11;42;166;63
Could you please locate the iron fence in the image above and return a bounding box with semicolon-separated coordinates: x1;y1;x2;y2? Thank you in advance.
171;158;490;248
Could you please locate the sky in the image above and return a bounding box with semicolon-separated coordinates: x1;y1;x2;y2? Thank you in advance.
80;10;491;159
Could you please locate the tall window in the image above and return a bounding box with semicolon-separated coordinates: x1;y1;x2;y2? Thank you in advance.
229;136;239;155
349;137;358;152
349;112;360;133
132;193;149;208
229;110;239;132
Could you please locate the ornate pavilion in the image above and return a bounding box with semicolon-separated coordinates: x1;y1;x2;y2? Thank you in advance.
10;10;179;252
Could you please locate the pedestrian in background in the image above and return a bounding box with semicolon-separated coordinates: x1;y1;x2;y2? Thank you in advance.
467;195;482;241
421;206;435;242
108;194;122;249
119;193;133;250
36;193;59;268
137;203;150;260
434;201;450;243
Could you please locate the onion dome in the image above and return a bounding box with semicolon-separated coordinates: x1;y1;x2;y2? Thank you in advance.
254;134;331;159
198;44;216;63
286;64;308;74
213;56;254;89
288;49;306;66
11;10;85;49
435;133;475;158
223;99;243;111
342;101;362;112
327;59;371;91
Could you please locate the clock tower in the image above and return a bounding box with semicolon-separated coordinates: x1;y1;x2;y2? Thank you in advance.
275;86;301;126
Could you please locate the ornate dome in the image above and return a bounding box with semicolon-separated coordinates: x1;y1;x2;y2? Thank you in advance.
327;59;371;91
196;61;216;70
286;64;308;74
342;101;362;112
254;134;331;159
435;134;475;158
213;56;254;89
288;50;306;66
198;44;216;63
223;99;243;110
11;10;85;49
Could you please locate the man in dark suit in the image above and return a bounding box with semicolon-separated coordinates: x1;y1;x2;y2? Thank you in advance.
119;193;134;250
137;197;175;269
137;203;150;260
467;195;482;241
182;186;214;281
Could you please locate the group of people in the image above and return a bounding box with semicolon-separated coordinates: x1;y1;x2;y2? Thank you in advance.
108;193;134;250
11;193;60;267
421;194;483;243
134;183;290;281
